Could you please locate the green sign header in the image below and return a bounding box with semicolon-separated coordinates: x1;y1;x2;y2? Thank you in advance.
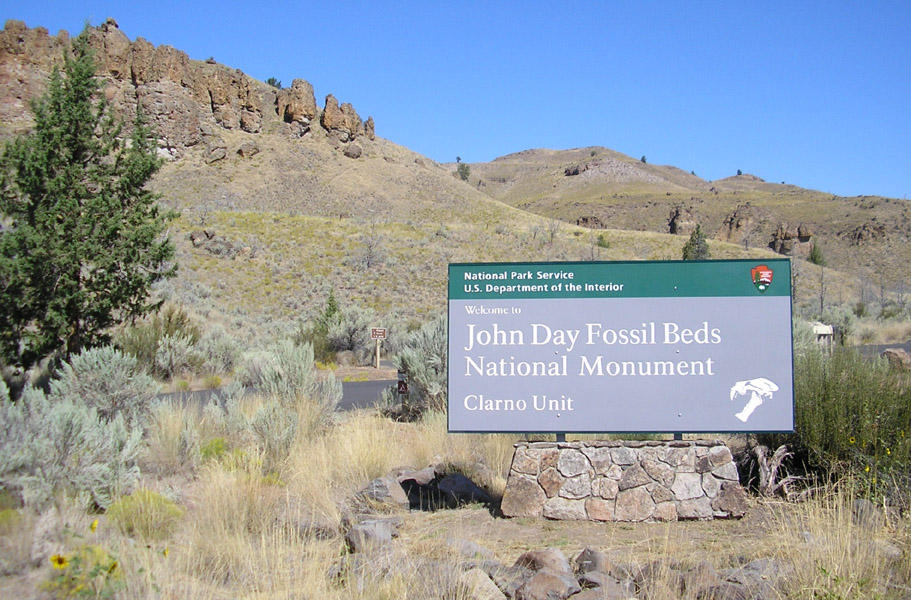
449;259;791;300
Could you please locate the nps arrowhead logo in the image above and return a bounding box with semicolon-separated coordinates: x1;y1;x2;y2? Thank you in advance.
751;265;774;293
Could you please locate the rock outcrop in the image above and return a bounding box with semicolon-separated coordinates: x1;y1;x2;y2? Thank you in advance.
321;94;364;142
716;203;756;244
840;221;887;245
575;216;604;229
276;78;317;129
667;205;697;236
0;19;374;155
769;222;813;258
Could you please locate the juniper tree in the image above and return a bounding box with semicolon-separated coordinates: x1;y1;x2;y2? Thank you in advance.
0;29;176;370
681;225;710;260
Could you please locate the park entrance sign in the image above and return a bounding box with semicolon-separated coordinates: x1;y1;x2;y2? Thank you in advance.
447;259;794;433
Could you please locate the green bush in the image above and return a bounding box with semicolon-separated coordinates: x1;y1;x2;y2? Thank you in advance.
116;304;201;372
808;242;825;266
250;400;298;472
296;291;339;363
760;349;910;501
326;305;378;365
199;437;228;461
221;341;341;470
49;345;159;427
106;488;183;541
457;162;470;181
0;387;142;509
195;324;240;374
154;334;199;379
394;315;447;414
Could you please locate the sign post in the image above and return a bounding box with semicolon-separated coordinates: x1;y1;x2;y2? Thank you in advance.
447;259;794;434
370;327;387;369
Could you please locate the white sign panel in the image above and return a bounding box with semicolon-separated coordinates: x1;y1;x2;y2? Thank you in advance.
447;260;794;433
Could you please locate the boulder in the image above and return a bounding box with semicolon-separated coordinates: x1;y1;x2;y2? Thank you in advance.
203;136;227;164
557;450;591;477
516;571;581;600
514;548;572;576
881;348;911;371
355;475;409;510
671;472;704;500
344;143;362;159
236;140;259;158
460;567;508;600
344;517;400;553
711;482;748;518
696;582;753;600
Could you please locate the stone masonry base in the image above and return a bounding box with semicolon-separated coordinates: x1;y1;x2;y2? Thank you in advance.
500;441;748;522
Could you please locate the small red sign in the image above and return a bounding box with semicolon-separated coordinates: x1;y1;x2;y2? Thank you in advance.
371;328;387;340
397;381;408;394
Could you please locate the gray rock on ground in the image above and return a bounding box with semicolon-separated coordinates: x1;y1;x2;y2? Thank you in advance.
461;567;508;600
355;475;409;510
344;516;402;553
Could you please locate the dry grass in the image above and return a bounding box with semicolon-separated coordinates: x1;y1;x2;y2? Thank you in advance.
851;318;911;345
2;399;907;599
770;480;911;599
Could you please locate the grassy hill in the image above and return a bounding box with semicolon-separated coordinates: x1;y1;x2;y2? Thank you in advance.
150;127;851;340
460;146;910;303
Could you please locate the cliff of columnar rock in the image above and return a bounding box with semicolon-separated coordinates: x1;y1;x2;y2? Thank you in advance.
0;18;374;158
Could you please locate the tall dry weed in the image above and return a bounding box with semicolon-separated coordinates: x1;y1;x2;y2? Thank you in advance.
771;479;909;599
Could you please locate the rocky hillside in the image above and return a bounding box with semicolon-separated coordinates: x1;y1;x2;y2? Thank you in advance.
0;19;869;338
0;18;374;155
462;147;911;295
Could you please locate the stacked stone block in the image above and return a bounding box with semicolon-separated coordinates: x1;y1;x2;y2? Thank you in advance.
501;441;748;522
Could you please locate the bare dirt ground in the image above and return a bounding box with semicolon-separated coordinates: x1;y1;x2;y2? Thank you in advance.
395;501;781;568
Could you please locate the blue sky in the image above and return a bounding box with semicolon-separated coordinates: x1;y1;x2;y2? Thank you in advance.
4;1;909;198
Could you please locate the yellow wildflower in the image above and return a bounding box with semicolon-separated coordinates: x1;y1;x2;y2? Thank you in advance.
108;561;118;574
162;547;169;558
50;554;69;569
864;465;870;473
848;437;856;445
90;519;98;533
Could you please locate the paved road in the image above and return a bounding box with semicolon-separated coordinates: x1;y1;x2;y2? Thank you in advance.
157;379;396;412
855;342;911;359
337;379;396;410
